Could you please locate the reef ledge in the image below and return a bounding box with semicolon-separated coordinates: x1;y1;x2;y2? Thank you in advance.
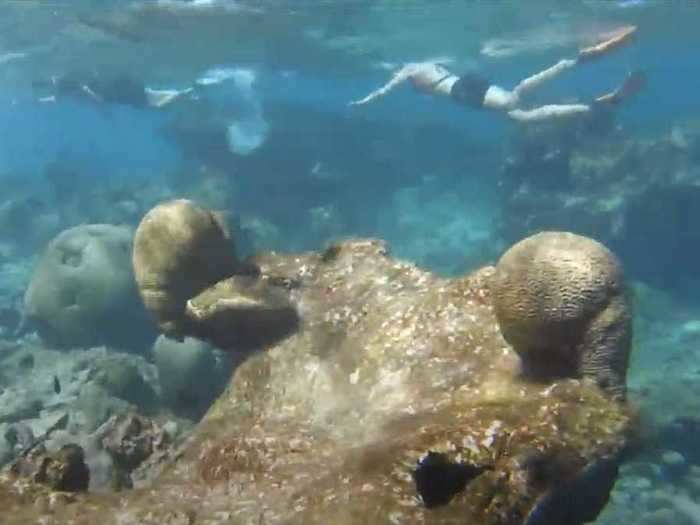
1;202;633;525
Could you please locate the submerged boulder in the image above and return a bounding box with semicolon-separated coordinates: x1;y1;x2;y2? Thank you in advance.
153;335;229;419
0;204;634;525
9;443;89;493
23;224;154;350
491;232;632;400
132;199;239;340
185;274;299;351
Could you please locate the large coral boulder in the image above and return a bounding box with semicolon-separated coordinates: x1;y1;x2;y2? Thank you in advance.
2;215;634;524
491;232;632;400
132;199;238;340
23;224;153;349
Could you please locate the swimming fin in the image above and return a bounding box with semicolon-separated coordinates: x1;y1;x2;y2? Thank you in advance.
595;71;646;105
579;25;637;62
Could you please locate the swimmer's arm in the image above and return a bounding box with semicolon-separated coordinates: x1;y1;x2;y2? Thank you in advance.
349;65;415;106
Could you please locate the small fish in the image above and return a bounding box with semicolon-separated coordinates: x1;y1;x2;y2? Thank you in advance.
53;375;61;394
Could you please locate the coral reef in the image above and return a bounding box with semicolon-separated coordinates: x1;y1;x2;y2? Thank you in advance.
377;176;502;276
132;199;238;340
153;335;230;419
0;336;191;495
499;120;700;293
10;443;90;493
90;357;158;410
0;195;62;259
491;232;632;399
23;224;154;350
0;344;161;457
94;413;179;490
0;202;634;524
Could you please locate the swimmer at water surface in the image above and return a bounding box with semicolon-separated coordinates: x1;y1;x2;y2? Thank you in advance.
32;71;193;109
350;25;645;123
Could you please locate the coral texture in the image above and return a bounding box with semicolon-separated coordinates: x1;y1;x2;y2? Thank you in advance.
491;232;632;399
24;224;149;349
1;204;633;525
132;199;238;339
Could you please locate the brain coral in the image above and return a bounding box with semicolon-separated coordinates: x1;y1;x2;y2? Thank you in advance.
491;231;632;399
24;224;150;349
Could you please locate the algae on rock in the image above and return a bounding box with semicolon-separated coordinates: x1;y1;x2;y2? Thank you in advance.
0;202;634;525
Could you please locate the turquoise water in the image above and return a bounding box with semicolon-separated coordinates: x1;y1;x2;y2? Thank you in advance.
2;1;700;523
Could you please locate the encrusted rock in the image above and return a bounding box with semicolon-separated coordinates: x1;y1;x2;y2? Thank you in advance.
185;275;299;351
96;414;174;489
10;443;89;492
491;231;632;399
0;221;633;524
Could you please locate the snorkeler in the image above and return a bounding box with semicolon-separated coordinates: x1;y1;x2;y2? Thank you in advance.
350;25;645;123
32;71;193;109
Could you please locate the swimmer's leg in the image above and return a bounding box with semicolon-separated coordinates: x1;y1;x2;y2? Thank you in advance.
511;25;638;101
512;59;578;99
507;104;591;123
508;71;646;123
578;25;637;62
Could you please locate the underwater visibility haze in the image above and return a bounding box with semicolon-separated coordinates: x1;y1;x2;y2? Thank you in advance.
1;0;700;523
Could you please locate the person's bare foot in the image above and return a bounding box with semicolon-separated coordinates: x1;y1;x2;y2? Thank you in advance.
579;25;637;62
595;71;646;105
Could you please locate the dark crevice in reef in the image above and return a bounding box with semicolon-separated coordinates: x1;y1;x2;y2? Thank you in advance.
412;451;490;509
